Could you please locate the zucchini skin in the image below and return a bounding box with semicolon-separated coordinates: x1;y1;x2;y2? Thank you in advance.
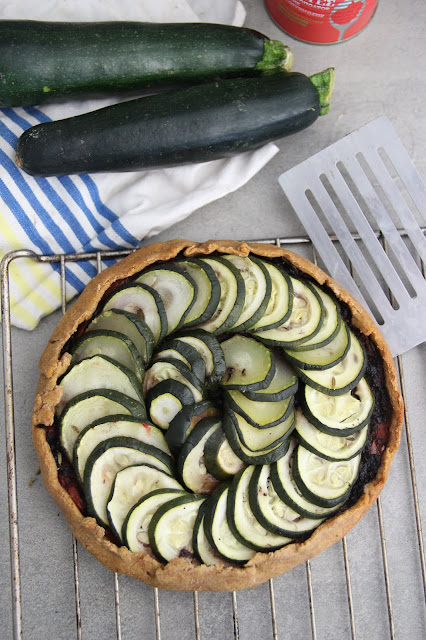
0;20;288;107
16;72;320;177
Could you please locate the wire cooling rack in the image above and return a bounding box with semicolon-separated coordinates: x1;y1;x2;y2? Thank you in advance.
1;236;425;640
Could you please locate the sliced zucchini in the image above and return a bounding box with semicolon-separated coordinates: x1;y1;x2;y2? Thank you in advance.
69;329;145;381
222;255;271;331
204;427;245;481
227;466;292;551
176;258;221;327
283;320;350;371
251;261;293;331
143;358;205;402
294;409;369;461
165;400;220;457
224;389;293;428
56;355;144;415
173;329;225;388
87;308;155;365
223;409;291;465
270;438;343;519
177;417;222;494
220;334;275;391
83;436;174;527
102;282;168;344
302;377;374;436
287;285;341;351
203;483;256;563
197;257;245;334
193;507;227;566
248;464;323;537
145;379;195;431
154;338;206;382
255;278;324;347
229;406;295;452
136;264;196;334
107;466;184;541
74;415;170;484
243;351;298;402
293;444;361;508
59;389;146;459
123;488;188;553
148;493;205;563
295;331;367;395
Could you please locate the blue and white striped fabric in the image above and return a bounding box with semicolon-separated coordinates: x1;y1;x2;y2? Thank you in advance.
0;0;278;329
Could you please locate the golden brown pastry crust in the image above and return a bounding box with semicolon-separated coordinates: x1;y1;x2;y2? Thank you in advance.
32;239;404;591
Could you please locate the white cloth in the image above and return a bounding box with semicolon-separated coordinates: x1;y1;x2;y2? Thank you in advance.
0;0;278;329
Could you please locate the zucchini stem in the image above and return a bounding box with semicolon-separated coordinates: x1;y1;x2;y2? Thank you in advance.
256;40;294;72
309;68;335;116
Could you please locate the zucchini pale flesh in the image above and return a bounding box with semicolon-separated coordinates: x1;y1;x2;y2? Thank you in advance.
0;20;294;108
16;70;334;177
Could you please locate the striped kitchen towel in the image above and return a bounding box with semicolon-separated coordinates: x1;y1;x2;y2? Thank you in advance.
0;0;278;330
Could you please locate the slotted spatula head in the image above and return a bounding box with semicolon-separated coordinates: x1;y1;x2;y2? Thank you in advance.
278;116;426;357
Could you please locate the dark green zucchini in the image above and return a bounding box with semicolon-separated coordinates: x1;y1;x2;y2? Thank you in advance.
16;69;335;177
0;20;294;107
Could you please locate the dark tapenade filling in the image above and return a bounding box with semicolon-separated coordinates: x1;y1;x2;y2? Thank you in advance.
43;251;393;545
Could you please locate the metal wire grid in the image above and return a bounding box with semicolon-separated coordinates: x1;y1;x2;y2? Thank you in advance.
1;235;425;640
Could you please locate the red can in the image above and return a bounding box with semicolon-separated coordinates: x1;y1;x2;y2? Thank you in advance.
265;0;379;44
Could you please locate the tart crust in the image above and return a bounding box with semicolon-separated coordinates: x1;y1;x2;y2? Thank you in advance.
32;239;404;592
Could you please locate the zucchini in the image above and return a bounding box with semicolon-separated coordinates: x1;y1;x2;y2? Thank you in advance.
227;466;292;551
283;320;351;371
242;351;298;402
83;436;174;527
165;400;220;457
248;464;323;537
87;309;154;365
136;265;196;334
173;330;225;389
143;358;205;403
59;389;146;459
148;493;205;563
176;258;221;328
292;444;361;508
177;417;222;494
255;278;325;347
287;285;340;351
123;488;188;553
251;261;293;332
154;339;206;383
56;355;144;415
220;334;275;391
197;257;245;335
295;331;367;395
74;415;170;484
1;21;294;107
203;483;255;563
102;283;168;345
192;507;227;566
107;466;184;541
294;409;369;461
204;428;245;481
229;406;296;452
145;379;195;431
224;389;294;429
69;329;145;381
270;438;343;519
302;378;374;436
221;255;272;332
16;69;335;177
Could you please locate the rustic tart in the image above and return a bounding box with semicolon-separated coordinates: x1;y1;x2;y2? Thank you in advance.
32;239;403;591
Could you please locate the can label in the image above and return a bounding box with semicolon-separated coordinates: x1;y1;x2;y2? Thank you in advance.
265;0;379;44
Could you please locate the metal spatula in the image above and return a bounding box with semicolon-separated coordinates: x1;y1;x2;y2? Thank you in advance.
278;116;426;357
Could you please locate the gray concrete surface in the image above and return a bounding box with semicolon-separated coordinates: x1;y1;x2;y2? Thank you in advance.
1;1;425;638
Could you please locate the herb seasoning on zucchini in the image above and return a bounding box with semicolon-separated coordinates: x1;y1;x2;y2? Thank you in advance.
16;69;335;177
